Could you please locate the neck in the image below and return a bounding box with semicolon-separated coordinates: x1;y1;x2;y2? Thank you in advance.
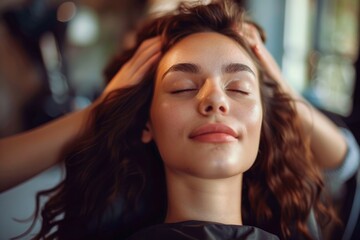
164;168;243;225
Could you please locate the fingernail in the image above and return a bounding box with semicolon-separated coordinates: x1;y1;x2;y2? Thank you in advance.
253;45;260;53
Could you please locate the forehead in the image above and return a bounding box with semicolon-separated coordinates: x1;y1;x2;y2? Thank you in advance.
157;32;257;76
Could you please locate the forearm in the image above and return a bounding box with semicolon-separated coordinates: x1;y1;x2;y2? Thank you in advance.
252;40;348;170
243;22;349;175
294;99;348;169
276;74;347;169
0;106;91;193
0;36;161;193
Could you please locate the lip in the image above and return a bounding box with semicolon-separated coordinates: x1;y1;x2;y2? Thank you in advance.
189;123;238;143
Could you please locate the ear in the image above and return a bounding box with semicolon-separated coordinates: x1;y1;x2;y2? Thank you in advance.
141;121;153;143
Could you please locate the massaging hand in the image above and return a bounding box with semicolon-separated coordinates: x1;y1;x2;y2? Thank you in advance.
0;37;162;192
104;36;162;94
241;23;292;94
240;22;348;172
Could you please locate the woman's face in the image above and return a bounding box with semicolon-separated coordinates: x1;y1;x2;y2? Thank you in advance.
142;32;263;179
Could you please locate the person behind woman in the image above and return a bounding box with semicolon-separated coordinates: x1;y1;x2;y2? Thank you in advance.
7;0;359;239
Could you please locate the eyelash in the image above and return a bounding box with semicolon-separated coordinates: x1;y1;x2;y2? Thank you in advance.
171;89;249;95
171;89;198;94
227;89;249;95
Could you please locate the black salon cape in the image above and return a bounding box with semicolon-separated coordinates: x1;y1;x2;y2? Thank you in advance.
126;220;279;240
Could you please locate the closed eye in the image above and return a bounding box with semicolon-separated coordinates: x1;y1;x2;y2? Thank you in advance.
171;89;198;94
227;89;250;95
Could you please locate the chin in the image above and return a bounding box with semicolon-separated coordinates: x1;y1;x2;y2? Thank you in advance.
191;159;252;180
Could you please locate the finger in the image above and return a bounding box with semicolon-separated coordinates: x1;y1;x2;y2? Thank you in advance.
252;45;273;72
129;36;162;66
127;38;162;77
252;45;266;64
131;38;161;67
110;49;162;90
103;37;162;94
129;51;162;84
241;24;262;47
253;44;284;83
128;42;161;80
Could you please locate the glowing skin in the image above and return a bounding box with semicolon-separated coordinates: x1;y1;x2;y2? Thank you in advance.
143;32;263;179
142;32;263;225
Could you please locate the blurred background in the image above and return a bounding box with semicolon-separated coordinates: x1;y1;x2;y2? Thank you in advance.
0;0;359;239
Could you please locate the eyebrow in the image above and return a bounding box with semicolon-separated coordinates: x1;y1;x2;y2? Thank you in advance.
161;62;256;80
223;63;256;77
162;63;200;79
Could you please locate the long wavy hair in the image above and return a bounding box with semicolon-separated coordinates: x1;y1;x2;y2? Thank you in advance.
22;1;334;239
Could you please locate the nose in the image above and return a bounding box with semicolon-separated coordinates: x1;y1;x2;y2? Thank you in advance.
198;80;229;116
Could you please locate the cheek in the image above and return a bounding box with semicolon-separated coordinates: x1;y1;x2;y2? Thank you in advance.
233;102;263;171
149;99;193;170
248;105;263;154
236;100;263;160
150;99;192;141
235;100;263;133
248;103;263;131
